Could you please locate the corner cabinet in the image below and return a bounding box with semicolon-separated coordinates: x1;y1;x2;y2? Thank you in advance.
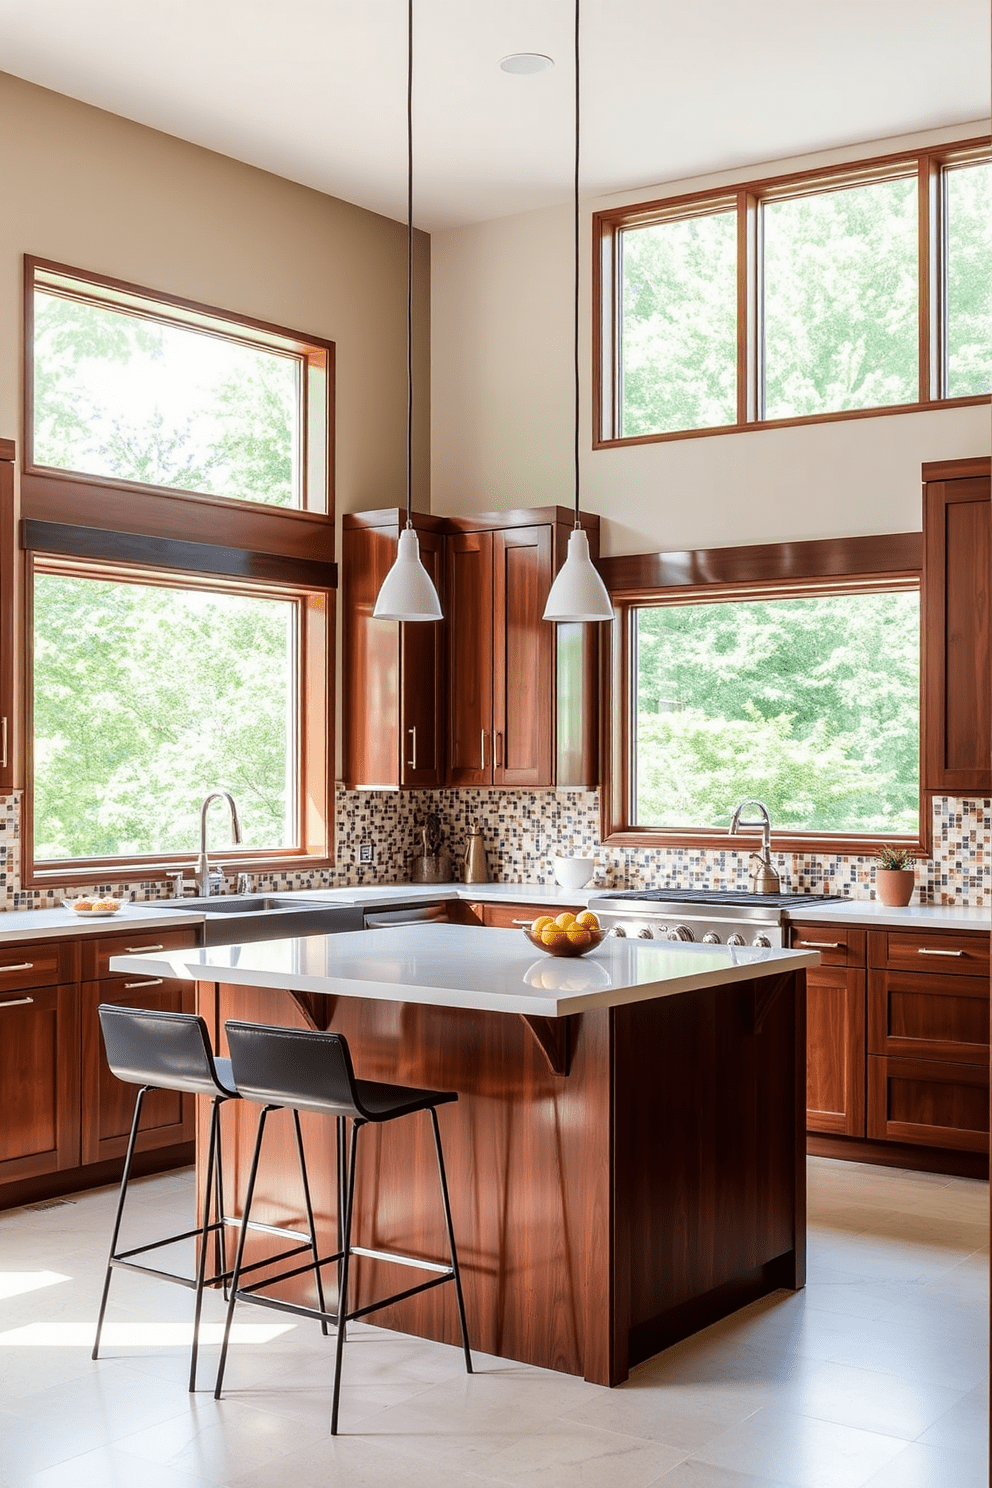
343;507;601;791
921;456;991;795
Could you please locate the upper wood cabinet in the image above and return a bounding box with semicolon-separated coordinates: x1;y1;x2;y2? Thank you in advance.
344;506;601;791
922;457;991;795
342;510;446;790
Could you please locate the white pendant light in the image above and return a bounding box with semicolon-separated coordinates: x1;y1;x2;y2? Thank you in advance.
543;0;612;625
373;0;442;624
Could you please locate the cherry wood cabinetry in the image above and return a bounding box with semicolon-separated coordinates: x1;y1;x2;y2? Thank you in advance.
795;918;990;1167
342;511;446;790
458;900;584;929
343;507;601;791
0;923;200;1209
921;456;991;795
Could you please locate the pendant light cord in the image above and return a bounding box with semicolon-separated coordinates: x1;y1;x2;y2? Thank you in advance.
406;0;415;529
572;0;581;530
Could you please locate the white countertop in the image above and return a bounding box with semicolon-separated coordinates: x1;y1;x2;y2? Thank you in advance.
785;901;992;932
110;923;819;1018
267;882;600;909
0;903;206;943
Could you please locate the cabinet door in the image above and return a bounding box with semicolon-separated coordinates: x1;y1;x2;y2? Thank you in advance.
868;968;989;1065
401;526;445;787
342;521;401;789
81;976;195;1166
868;1055;989;1153
0;984;80;1182
447;531;494;785
492;525;554;787
922;473;991;793
805;965;866;1136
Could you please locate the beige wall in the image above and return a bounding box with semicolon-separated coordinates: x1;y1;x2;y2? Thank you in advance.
0;71;431;521
430;122;990;556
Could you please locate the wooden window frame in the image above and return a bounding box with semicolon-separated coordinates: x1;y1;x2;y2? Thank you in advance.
594;137;992;448
600;532;931;857
18;258;336;884
23;554;333;888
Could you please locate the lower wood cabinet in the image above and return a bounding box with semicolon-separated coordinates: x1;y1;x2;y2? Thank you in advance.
867;1055;989;1153
805;966;866;1137
457;900;585;929
80;975;195;1165
0;983;80;1184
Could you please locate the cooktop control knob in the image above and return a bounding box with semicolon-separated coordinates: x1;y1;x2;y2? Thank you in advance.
668;924;694;942
612;926;627;937
638;926;654;939
701;931;721;944
751;933;772;948
727;933;746;946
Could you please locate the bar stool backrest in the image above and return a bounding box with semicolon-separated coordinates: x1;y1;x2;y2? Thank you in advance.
98;1004;232;1097
225;1020;364;1118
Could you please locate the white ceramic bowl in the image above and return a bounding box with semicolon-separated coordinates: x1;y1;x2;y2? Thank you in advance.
553;855;595;890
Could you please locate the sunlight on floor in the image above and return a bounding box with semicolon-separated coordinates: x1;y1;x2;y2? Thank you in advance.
0;1270;71;1300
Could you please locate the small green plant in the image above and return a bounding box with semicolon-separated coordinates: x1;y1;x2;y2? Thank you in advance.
877;845;914;871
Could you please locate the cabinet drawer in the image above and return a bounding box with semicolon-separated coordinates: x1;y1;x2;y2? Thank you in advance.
0;942;71;993
868;968;989;1064
480;902;584;929
791;924;866;966
868;928;989;977
867;1054;989;1153
83;926;199;981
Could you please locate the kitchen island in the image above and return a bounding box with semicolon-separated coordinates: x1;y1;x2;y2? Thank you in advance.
112;925;818;1385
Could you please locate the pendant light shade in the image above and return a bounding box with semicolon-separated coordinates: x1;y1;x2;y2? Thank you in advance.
373;526;443;621
372;0;443;624
543;528;613;622
542;0;611;627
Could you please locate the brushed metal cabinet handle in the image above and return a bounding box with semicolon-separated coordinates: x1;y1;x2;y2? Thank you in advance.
1;716;7;771
511;918;535;926
797;941;843;949
917;947;966;957
0;996;33;1009
123;978;164;990
407;726;417;770
480;730;487;769
0;961;34;972
123;944;165;954
495;730;504;767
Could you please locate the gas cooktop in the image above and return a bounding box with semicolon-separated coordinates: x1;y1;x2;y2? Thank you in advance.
593;889;844;908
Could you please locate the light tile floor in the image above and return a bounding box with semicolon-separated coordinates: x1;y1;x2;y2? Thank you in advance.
0;1157;987;1488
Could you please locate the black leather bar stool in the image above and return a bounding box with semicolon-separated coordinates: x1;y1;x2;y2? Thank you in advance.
215;1020;473;1434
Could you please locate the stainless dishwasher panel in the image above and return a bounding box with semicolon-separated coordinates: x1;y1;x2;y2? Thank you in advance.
363;903;449;929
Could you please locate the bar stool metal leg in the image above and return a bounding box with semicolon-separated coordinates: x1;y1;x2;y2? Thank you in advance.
430;1107;473;1375
214;1113;229;1302
214;1104;274;1399
330;1118;361;1436
293;1110;329;1337
336;1116;347;1345
92;1085;149;1361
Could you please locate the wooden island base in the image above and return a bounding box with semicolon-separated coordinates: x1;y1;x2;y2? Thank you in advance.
198;970;806;1386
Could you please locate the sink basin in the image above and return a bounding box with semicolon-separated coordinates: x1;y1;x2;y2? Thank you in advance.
149;894;365;946
154;895;297;913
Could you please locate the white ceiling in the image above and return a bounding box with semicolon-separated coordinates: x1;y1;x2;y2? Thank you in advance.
0;0;988;231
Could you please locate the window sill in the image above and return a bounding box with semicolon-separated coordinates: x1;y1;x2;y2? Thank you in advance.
601;828;929;859
22;852;335;891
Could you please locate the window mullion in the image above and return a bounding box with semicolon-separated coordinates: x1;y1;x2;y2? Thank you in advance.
918;152;941;402
736;190;759;426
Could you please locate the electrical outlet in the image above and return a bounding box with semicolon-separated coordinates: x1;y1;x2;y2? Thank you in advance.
359;842;375;865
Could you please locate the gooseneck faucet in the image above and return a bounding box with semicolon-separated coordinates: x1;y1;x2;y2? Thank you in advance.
196;791;243;897
729;800;781;895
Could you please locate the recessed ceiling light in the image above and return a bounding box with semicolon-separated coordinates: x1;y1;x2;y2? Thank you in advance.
499;53;554;75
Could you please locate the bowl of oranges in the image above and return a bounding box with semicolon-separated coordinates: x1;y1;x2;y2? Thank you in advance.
523;909;605;958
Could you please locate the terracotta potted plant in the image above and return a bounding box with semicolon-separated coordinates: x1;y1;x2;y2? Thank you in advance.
874;846;916;907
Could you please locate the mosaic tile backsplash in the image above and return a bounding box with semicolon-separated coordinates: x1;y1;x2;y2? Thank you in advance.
0;789;987;909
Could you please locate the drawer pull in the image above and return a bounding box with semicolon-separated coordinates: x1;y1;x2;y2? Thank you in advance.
917;948;967;958
797;941;843;949
512;918;535;926
0;961;34;972
123;944;165;954
123;978;164;990
0;996;33;1009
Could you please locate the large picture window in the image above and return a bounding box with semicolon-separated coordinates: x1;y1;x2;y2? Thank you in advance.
632;589;920;836
596;139;991;445
20;259;336;886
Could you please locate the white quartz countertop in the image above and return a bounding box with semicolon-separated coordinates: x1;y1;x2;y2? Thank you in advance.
110;923;819;1018
0;903;206;943
784;901;992;932
267;882;600;909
